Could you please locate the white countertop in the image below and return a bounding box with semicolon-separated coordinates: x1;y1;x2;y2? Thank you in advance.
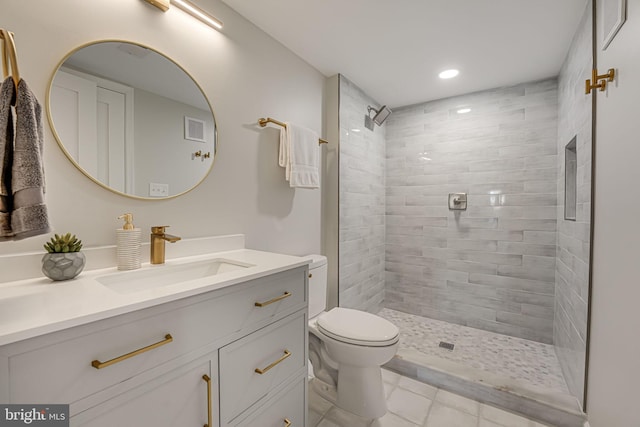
0;249;310;346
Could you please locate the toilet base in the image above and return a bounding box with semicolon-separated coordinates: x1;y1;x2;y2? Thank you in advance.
311;359;389;419
336;364;387;419
310;377;338;405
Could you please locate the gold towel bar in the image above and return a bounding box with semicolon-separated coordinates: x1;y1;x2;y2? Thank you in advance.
258;117;328;145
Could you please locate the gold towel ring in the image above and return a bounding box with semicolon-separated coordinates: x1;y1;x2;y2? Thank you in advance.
0;29;20;87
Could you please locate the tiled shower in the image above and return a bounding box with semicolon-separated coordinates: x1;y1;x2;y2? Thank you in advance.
337;1;591;410
384;78;559;345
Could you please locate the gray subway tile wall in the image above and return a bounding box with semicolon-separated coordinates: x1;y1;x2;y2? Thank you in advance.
554;2;592;404
338;76;386;313
384;78;559;344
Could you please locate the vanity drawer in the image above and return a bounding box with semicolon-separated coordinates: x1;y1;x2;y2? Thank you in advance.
7;267;306;406
9;302;211;405
233;377;306;427
240;267;307;327
219;312;307;425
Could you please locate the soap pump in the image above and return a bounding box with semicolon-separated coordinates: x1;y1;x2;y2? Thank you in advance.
116;213;142;270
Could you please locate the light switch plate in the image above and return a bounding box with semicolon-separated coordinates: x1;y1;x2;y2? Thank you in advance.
149;183;169;197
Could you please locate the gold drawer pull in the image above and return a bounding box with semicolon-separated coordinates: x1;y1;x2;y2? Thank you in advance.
284;419;291;427
91;334;173;369
202;374;212;427
308;273;313;278
254;350;291;374
255;292;292;307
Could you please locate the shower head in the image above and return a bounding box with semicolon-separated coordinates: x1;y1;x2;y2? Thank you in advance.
371;105;392;125
365;105;392;131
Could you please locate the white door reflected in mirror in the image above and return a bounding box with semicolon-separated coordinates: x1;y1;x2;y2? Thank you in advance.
47;41;217;199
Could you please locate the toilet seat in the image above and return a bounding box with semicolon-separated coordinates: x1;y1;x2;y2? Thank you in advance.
317;307;399;347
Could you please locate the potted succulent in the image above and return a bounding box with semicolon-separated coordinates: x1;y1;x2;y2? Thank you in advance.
42;233;85;281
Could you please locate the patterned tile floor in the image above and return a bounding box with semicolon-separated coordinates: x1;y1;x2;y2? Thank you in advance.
309;369;558;427
377;308;569;394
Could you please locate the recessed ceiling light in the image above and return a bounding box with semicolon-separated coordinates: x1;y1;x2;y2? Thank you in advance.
457;108;471;114
351;128;361;133
439;69;459;79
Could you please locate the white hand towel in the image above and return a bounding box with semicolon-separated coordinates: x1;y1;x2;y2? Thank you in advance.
279;125;291;181
287;123;319;189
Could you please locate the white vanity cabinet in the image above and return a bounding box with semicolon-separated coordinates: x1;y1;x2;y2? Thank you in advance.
0;265;308;427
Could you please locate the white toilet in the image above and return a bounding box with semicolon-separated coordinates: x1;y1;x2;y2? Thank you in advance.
306;254;399;419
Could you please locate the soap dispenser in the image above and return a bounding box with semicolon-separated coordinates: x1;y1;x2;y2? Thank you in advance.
116;213;142;270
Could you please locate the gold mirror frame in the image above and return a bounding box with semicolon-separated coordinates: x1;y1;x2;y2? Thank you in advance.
46;39;218;200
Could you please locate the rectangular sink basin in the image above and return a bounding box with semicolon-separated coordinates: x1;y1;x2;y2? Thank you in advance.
97;258;255;294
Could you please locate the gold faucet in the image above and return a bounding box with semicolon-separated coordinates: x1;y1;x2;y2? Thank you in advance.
150;226;181;264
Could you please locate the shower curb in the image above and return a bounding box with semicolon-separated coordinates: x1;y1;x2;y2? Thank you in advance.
385;349;587;427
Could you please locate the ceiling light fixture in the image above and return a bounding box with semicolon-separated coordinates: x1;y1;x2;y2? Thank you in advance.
145;0;170;11
457;108;471;114
438;69;459;79
171;0;223;30
143;0;223;31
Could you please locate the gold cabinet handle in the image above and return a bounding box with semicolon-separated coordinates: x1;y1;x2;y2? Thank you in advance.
284;419;291;427
308;273;313;278
202;374;212;427
254;350;291;374
91;334;173;369
255;292;292;307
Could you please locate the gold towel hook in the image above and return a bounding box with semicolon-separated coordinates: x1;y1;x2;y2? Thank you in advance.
0;29;20;87
585;68;615;94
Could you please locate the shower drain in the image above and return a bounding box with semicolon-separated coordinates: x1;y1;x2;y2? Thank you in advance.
439;341;455;351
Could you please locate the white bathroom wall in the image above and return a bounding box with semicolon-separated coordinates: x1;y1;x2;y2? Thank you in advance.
323;74;340;310
133;89;215;197
588;0;640;425
0;0;324;260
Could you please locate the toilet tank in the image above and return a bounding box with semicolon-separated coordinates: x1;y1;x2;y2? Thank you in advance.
306;254;328;318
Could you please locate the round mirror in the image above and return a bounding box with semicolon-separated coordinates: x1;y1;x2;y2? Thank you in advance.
47;41;217;199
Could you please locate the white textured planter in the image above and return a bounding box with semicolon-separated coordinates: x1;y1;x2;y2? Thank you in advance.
42;252;86;281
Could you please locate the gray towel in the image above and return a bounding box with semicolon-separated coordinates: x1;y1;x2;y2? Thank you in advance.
0;76;15;240
11;78;50;239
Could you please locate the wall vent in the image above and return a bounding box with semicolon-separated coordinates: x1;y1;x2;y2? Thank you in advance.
439;341;455;351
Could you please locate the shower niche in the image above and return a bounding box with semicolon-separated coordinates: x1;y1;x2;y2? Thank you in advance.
565;137;577;221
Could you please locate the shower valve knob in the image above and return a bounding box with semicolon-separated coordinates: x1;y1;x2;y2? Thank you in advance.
448;193;467;210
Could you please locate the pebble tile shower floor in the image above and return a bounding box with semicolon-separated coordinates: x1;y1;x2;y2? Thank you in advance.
377;308;569;394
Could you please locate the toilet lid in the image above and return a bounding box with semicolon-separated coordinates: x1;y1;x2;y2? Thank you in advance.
317;307;399;347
